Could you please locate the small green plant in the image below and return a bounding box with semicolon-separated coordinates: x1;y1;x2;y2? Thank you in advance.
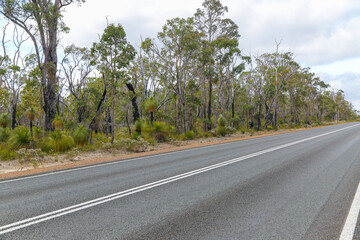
217;114;226;127
0;113;9;128
135;119;142;133
142;121;171;143
182;131;196;140
73;125;90;146
7;126;30;150
216;126;227;137
41;131;74;153
0;128;10;142
51;116;64;130
216;115;227;137
0;148;16;160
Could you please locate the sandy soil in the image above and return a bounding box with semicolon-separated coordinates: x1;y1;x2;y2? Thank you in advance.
0;128;318;180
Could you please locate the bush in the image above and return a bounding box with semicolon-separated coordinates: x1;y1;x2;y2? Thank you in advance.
230;117;241;129
216;126;227;137
217;115;226;127
118;138;149;152
226;126;236;134
184;131;196;140
51;116;64;130
0;128;10;142
8;126;30;150
41;131;74;153
142;121;171;143
135;120;142;133
0;148;16;161
73;125;90;146
0;113;9;128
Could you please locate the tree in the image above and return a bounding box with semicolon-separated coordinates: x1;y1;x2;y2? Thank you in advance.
91;23;135;143
60;44;93;123
0;0;86;131
194;0;240;130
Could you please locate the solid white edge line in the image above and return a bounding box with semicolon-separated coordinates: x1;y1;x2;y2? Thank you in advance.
339;181;360;240
0;123;359;235
1;123;357;184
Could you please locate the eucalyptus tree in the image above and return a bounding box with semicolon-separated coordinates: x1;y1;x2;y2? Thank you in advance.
0;24;33;129
194;0;240;129
91;23;135;143
142;17;199;132
0;0;86;131
61;44;93;123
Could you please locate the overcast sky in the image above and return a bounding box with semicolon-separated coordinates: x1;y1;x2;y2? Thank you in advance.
36;0;360;110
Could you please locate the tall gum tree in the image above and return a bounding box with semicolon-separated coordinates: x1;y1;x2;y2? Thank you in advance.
91;23;135;144
0;0;85;131
194;0;240;130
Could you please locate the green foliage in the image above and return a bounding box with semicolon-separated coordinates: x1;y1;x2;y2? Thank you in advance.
184;131;196;140
8;126;30;150
135;119;142;132
142;121;172;143
0;128;10;142
0;148;17;161
41;131;75;153
144;97;158;113
73;125;90;146
25;107;37;121
216;126;227;137
51;116;64;130
0;113;9;128
230;117;241;129
217;114;226;127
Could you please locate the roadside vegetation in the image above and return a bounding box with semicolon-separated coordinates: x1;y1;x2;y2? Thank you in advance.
0;0;358;166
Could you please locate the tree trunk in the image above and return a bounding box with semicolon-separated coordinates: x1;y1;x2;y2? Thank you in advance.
125;83;140;122
11;100;16;130
207;76;212;130
89;87;107;131
111;85;115;144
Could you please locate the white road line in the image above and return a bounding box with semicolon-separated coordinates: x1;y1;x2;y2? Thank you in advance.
0;123;359;235
339;181;360;240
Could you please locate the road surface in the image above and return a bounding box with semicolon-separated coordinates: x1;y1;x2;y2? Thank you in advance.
1;123;360;239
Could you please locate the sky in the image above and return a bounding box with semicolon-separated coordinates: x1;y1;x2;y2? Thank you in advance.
5;0;360;110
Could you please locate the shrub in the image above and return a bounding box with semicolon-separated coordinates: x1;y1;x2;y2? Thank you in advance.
226;126;236;134
201;132;212;138
184;131;196;140
135;120;142;133
0;148;16;161
73;125;90;146
118;138;149;152
143;121;171;143
0;128;10;142
0;113;9;128
217;114;226;127
8;126;30;150
230;117;241;129
41;131;74;153
51;116;64;130
240;128;246;134
216;126;227;137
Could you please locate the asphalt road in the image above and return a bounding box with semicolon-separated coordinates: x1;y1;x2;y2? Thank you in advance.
1;123;360;239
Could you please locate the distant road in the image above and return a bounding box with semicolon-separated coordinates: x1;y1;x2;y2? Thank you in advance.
1;123;360;239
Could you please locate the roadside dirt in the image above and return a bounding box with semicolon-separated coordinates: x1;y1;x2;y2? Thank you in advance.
0;127;327;180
